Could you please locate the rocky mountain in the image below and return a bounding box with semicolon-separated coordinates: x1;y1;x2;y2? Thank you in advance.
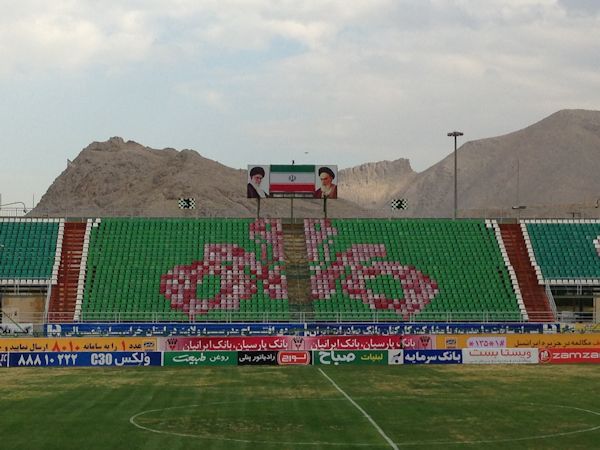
393;109;600;218
338;159;416;208
32;137;377;218
31;109;600;219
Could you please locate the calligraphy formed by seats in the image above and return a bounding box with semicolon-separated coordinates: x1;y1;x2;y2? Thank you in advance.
305;219;522;321
83;218;288;320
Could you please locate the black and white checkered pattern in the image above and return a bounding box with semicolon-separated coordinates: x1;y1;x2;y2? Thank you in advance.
391;198;408;210
178;198;196;209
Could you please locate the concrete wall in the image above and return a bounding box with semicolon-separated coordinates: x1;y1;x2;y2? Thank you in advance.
1;294;45;323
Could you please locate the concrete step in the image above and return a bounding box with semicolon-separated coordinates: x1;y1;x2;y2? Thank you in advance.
282;225;312;306
499;223;554;322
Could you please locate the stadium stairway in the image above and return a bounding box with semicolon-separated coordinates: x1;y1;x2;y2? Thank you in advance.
48;222;86;321
499;223;554;322
282;223;312;311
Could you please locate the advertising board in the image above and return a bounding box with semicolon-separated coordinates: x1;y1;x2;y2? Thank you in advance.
506;335;600;349
0;352;8;367
0;338;157;353
237;351;278;365
313;350;388;366
403;350;462;364
46;322;555;337
303;323;552;336
303;335;403;350
462;348;538;364
161;335;410;351
388;350;404;365
438;335;508;349
0;324;33;335
437;334;600;350
163;352;237;366
8;352;161;367
539;348;600;364
401;335;435;349
277;351;311;365
160;336;294;352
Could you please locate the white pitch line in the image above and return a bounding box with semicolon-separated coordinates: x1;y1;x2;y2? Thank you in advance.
318;368;399;450
129;403;385;447
129;397;600;447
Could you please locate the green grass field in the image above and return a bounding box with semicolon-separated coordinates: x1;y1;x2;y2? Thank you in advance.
1;366;599;449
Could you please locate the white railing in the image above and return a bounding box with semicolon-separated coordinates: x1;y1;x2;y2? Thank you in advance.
0;208;29;217
36;310;552;324
555;311;597;324
5;309;596;325
545;285;558;319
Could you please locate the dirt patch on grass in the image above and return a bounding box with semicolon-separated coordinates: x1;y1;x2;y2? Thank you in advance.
241;384;332;400
0;368;77;400
0;388;57;401
0;368;71;383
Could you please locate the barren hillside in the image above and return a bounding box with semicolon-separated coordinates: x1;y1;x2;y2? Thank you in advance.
32;137;378;218
31;109;600;219
388;109;600;218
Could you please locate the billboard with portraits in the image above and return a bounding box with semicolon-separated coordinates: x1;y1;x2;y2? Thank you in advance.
247;164;338;199
247;165;270;199
314;166;337;199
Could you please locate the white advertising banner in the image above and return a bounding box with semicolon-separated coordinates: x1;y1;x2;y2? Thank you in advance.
388;350;404;365
462;348;539;364
0;323;33;335
466;336;507;348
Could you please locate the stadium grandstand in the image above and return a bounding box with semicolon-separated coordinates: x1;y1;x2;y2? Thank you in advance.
1;216;598;327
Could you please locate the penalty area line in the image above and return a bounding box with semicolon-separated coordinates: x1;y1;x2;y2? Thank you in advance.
318;368;399;450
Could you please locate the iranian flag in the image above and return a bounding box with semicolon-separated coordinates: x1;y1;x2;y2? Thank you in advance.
269;165;316;193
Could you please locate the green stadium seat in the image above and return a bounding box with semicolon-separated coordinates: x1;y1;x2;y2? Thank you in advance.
83;218;289;321
305;218;522;321
0;218;61;285
524;220;600;284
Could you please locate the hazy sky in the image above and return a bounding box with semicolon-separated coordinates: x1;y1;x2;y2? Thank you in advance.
1;0;599;206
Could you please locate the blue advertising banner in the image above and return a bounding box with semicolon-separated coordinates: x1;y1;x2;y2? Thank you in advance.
46;323;306;337
403;350;463;365
0;352;8;367
308;323;553;336
8;352;161;367
46;322;556;337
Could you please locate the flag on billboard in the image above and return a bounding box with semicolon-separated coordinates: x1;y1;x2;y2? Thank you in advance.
269;165;316;193
247;164;338;198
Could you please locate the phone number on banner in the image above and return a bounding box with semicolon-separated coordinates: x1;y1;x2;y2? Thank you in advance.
7;352;161;367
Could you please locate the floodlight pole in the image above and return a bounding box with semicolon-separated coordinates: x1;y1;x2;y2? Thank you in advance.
447;131;464;220
512;205;526;220
323;195;328;219
0;201;28;214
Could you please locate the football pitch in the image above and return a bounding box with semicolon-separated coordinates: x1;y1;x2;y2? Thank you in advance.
1;366;599;449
